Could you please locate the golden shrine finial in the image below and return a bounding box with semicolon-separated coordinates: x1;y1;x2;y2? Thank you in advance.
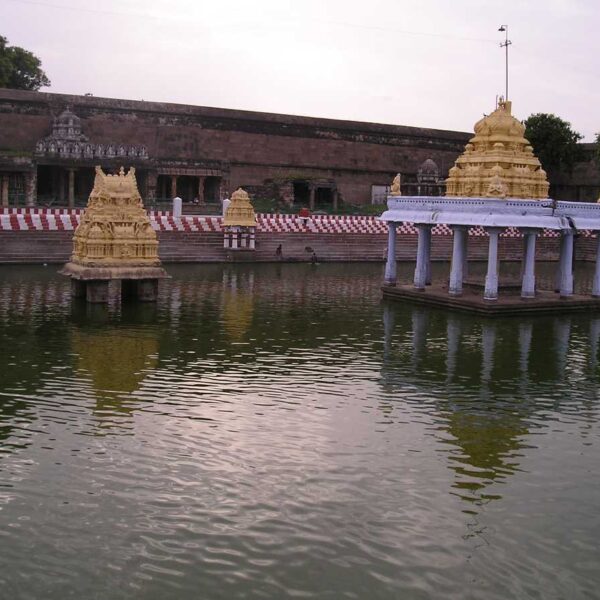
223;187;257;227
445;100;549;200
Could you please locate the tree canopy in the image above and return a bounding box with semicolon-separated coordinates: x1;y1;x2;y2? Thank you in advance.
524;113;583;179
0;35;50;91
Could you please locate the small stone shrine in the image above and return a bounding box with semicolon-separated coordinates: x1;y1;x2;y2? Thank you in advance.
223;187;257;250
61;166;167;303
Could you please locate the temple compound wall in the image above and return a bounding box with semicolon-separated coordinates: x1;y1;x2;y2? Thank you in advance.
0;89;470;209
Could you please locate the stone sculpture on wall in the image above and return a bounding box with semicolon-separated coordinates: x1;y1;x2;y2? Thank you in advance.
35;107;148;161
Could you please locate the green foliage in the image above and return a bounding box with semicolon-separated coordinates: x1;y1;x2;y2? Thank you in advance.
0;35;50;91
524;113;583;178
594;132;600;170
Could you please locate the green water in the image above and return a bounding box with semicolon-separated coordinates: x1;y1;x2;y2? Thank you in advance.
0;263;599;599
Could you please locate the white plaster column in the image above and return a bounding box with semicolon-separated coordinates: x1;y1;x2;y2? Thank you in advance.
484;228;502;301
592;233;600;297
424;225;432;285
462;228;469;282
520;229;538;298
413;224;431;290
448;225;466;296
384;222;397;286
559;231;574;297
172;196;182;218
231;227;239;250
249;229;256;250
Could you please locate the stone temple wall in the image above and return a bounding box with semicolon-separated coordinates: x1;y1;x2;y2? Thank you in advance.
0;89;468;206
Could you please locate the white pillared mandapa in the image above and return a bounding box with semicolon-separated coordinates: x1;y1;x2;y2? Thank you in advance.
380;195;600;301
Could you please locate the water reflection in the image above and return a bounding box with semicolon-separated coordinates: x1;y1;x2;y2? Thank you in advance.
1;264;600;599
72;328;158;433
381;301;600;509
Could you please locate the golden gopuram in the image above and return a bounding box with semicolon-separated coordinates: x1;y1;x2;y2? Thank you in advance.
445;99;550;200
61;166;168;303
223;187;257;250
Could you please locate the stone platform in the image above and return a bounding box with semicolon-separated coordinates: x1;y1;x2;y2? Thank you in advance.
382;284;600;316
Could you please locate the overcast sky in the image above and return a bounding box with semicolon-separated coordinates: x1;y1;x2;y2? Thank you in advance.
3;0;599;140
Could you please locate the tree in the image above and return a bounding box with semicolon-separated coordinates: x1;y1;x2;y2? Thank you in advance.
594;132;600;170
524;113;583;179
0;35;50;91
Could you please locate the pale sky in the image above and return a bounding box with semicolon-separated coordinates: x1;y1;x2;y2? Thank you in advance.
3;0;599;140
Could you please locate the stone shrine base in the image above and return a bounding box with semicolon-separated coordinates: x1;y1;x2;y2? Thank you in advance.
382;284;600;316
60;262;169;304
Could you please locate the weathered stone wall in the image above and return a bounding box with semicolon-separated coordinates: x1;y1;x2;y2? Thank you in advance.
0;89;469;205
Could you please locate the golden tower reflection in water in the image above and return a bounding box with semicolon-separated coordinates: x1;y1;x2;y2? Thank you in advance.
220;269;255;342
72;328;158;432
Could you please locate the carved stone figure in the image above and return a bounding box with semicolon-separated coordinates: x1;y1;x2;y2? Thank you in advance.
390;173;402;196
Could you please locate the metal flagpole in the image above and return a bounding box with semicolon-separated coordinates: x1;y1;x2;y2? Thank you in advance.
498;25;512;100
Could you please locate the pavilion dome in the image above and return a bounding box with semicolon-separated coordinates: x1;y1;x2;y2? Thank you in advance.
445;100;550;200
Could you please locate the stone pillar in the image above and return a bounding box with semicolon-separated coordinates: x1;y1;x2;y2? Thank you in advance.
86;280;109;303
249;228;256;250
559;231;574;297
413;224;431;290
332;188;339;212
521;229;537;298
25;170;37;207
137;279;158;302
309;185;315;211
68;168;75;208
384;222;397;286
484;228;502;301
170;175;178;199
59;169;66;204
146;171;158;203
592;233;600;297
1;175;8;208
197;176;206;203
449;225;466;296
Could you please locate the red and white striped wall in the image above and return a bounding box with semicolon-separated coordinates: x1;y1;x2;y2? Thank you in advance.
0;208;588;237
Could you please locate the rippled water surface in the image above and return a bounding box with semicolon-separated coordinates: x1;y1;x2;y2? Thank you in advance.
1;262;600;599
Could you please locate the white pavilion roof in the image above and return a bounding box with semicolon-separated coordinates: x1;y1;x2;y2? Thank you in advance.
380;196;600;231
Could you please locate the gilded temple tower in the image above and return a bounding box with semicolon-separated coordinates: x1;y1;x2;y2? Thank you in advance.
445;99;550;200
61;166;168;302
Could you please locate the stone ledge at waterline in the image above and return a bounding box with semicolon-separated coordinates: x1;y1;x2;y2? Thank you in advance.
1;227;599;265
